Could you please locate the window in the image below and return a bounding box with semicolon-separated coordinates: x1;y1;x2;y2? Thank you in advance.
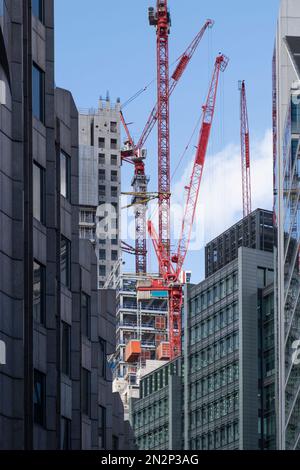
99;338;106;379
110;121;117;133
112;435;119;450
61;417;71;449
33;162;45;223
110;139;117;150
99;406;106;449
111;186;118;197
112;235;118;246
61;236;71;288
111;154;118;165
81;293;91;339
111;202;118;217
99;265;106;277
99;137;105;148
99;153;105;165
81;368;91;417
257;267;266;288
60;151;71;200
32;64;45;122
111;250;118;261
80;210;95;224
291;97;300;133
233;273;238;290
34;369;46;427
111;170;118;182
33;261;45;324
99;249;106;261
98;169;105;181
99;185;106;197
62;322;71;377
32;0;44;22
233;302;239;322
220;281;226;298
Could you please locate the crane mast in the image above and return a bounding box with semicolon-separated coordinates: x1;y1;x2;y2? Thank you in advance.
149;0;171;274
132;158;149;274
239;80;252;217
137;19;214;152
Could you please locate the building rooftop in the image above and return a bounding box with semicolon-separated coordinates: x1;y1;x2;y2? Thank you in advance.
205;208;274;278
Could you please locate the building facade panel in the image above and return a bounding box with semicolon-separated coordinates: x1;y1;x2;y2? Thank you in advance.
275;0;300;450
0;0;134;450
132;212;275;451
78;99;121;289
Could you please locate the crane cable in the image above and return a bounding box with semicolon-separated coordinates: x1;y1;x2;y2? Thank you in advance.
121;54;183;111
148;111;203;223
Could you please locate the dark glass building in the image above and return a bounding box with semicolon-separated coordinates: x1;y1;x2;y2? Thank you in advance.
131;210;275;450
0;0;134;450
274;0;300;450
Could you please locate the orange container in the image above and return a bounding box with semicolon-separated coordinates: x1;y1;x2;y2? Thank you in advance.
156;342;170;361
125;340;141;363
155;333;166;345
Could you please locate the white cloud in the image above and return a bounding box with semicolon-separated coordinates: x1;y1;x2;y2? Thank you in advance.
120;129;273;276
171;128;273;248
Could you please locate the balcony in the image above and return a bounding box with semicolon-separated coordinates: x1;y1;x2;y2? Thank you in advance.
117;320;156;330
122;303;138;311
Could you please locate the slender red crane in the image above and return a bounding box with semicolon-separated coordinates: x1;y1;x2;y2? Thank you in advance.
121;17;214;274
149;0;171;273
239;80;252;218
145;54;229;359
136;18;214;155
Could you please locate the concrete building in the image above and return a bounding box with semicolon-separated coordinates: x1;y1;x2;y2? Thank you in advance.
274;0;300;450
111;272;169;419
78;98;121;289
205;209;273;278
131;210;276;450
0;0;134;450
114;273;169;380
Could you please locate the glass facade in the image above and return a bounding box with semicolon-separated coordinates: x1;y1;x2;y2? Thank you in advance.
34;369;46;427
32;0;44;23
33;260;45;324
60;236;71;289
274;11;300;448
276;96;300;449
0;0;3;27
32;63;45;122
60;151;71;200
187;267;240;450
132;359;181;450
259;289;276;449
33;162;45;223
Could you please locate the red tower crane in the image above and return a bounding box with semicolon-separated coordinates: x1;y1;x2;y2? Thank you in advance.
239;80;252;218
136;18;214;159
121;18;214;274
145;54;229;359
149;0;171;274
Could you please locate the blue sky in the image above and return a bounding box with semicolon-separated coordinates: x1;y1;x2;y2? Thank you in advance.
55;0;280;282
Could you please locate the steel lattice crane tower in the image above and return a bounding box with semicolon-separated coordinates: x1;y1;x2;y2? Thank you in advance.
121;18;213;274
149;0;172;274
239;80;252;217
